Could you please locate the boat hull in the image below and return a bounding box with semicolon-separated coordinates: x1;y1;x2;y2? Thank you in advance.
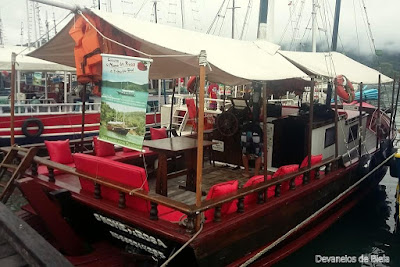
25;153;388;266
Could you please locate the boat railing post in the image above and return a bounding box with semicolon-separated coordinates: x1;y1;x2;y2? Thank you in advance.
150;202;158;220
237;197;244;213
333;80;339;170
10;52;16;145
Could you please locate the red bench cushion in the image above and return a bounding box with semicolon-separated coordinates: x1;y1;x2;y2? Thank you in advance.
271;164;300;192
93;136;115;157
37;163;75;176
204;180;238;222
243;175;274;207
150;127;167;140
299;154;323;180
45;139;74;164
73;153;149;213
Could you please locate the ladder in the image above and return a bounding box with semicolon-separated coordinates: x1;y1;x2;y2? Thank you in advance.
0;146;38;204
171;107;189;135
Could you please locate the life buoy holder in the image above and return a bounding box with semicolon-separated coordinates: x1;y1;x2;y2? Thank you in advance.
22;118;44;138
187;76;198;93
334;75;355;103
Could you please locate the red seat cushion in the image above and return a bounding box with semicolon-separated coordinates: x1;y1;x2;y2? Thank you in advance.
123;147;135;153
73;153;149;213
204;180;238;222
150;128;167;140
299;154;323;180
93;136;115;157
243;175;274;206
272;164;299;192
44;139;74;164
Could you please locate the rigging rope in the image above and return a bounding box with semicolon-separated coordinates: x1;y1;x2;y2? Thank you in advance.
241;152;395;266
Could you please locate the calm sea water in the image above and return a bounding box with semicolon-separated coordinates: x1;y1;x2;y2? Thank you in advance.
277;85;400;267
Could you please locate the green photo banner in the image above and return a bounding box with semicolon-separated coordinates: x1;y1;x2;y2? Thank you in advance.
100;54;153;151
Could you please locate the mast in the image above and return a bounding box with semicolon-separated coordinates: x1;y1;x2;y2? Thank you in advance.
231;0;235;39
331;0;341;51
32;2;38;48
26;0;31;48
311;0;317;52
257;0;268;39
45;11;50;42
153;1;158;24
180;0;185;29
0;13;4;47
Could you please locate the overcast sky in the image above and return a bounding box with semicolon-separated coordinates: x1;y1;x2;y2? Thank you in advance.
1;0;399;56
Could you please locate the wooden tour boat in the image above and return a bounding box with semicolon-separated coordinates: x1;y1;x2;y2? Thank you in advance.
1;4;397;267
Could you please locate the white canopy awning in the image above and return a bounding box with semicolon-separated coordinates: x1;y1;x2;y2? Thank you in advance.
28;9;308;85
0;45;75;72
279;50;392;84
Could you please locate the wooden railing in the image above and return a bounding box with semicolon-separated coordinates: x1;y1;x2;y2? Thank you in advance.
1;146;341;234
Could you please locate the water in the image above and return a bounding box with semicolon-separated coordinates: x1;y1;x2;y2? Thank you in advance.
276;173;400;267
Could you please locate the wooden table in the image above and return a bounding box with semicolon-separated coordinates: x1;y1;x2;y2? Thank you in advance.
143;136;213;196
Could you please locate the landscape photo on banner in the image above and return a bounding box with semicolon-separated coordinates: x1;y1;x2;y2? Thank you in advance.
99;54;152;151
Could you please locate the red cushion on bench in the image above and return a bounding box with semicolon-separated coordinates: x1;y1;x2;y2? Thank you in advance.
299;154;323;180
45;139;73;164
93;136;115;157
37;163;75;176
73;153;149;213
204;180;238;222
150;127;167;140
243;175;274;207
272;164;300;191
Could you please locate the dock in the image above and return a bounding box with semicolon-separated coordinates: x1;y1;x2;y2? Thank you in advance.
0;202;72;266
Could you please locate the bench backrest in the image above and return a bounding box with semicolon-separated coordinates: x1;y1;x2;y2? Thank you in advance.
73;153;150;213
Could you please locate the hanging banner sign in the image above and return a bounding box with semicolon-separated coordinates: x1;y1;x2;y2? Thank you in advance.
100;54;152;151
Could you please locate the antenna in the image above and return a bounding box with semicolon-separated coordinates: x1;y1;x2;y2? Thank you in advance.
36;3;44;46
26;0;32;48
32;2;38;47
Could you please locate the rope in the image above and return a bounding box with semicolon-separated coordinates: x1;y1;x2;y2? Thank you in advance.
77;11;198;59
240;152;395;266
161;220;204;267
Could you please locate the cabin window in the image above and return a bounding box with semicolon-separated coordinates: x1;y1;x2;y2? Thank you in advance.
348;124;358;143
146;101;159;113
324;127;336;148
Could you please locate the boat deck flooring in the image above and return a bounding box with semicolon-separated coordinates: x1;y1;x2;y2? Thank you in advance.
148;162;261;205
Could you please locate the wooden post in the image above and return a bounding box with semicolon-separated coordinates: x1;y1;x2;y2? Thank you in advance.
195;50;206;231
307;77;315;174
169;79;176;136
10;53;16;146
359;82;363;158
376;75;381;149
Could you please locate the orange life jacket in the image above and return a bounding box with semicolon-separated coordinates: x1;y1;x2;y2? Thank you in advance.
69;15;102;83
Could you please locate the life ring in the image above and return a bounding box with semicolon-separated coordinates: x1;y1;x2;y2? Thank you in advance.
334;75;355;103
22;118;44;138
187;76;198;93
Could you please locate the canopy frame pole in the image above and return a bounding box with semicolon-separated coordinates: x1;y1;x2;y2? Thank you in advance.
263;82;268;198
389;79;396;139
10;53;16;146
195;50;206;231
307;77;315;176
376;75;381;149
358;82;363;158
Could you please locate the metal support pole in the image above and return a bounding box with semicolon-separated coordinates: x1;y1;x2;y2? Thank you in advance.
263;82;268;183
308;77;315;168
358;83;363;158
10;53;16;146
376;75;381;149
334;81;338;159
169;80;176;136
64;71;68;104
80;84;87;153
389;79;396;139
44;71;48;99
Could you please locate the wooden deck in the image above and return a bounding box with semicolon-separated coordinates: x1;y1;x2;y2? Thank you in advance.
148;162;260;205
